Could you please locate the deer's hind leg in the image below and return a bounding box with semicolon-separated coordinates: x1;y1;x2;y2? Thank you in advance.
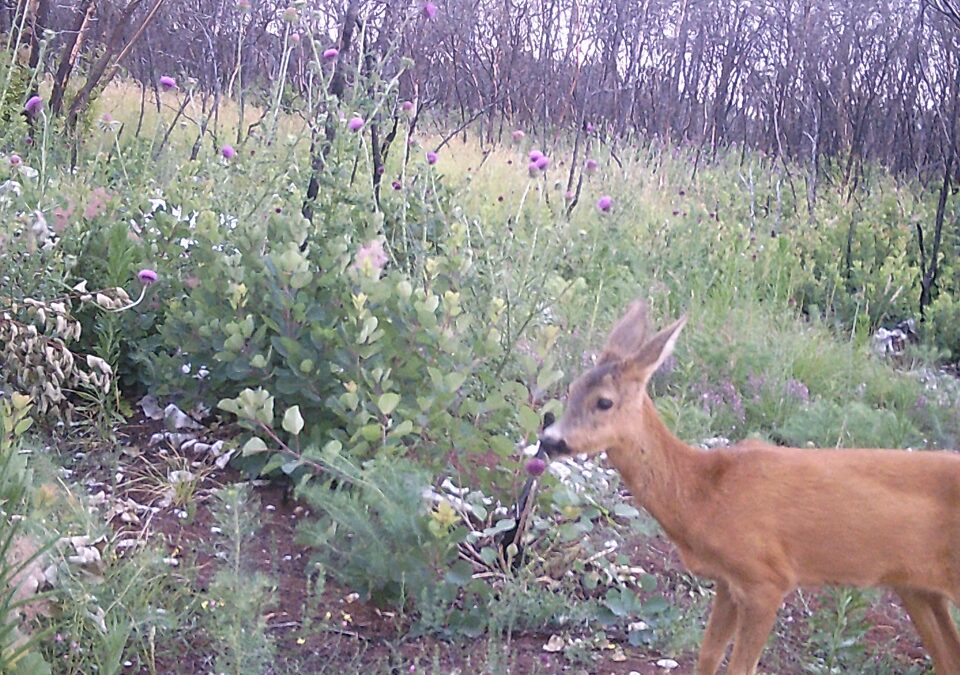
897;588;960;674
929;593;960;671
697;579;737;675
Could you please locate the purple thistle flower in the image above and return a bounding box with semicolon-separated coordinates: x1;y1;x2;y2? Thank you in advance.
138;269;158;284
564;190;575;201
512;129;525;143
528;161;540;177
422;2;438;19
525;457;546;476
221;145;236;159
9;154;21;167
528;149;543;162
535;155;549;170
426;150;438;165
392;180;402;190
159;76;177;91
323;48;339;61
584;158;599;174
597;195;613;212
282;6;299;22
347;116;364;132
24;95;42;117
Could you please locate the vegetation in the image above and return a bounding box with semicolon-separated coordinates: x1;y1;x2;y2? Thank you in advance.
0;0;958;672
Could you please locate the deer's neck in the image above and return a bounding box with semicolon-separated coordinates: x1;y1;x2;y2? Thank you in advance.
606;396;707;548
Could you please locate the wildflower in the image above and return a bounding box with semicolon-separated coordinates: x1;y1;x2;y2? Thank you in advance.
53;202;73;232
24;95;42;117
426;150;438;165
512;129;525;143
347;116;364;132
9;154;21;168
525;457;547;476
221;144;236;159
401;100;415;118
528;161;539;177
584;158;598;174
237;0;251;11
282;6;298;22
784;378;810;403
323;47;339;60
528;149;543;162
391;180;402;190
535;155;549;171
159;75;177;91
353;239;388;277
564;190;575;201
291;32;301;44
422;2;438;19
138;269;158;284
101;113;114;124
597;195;613;213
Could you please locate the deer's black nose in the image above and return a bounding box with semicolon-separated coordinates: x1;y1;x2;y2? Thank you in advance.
538;436;568;457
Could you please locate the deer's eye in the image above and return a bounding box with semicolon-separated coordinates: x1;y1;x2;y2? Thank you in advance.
596;397;614;411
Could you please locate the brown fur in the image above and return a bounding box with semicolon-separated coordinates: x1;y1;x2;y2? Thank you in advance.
540;299;960;674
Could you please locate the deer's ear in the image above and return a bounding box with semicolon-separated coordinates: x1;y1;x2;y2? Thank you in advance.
622;315;687;385
599;298;650;364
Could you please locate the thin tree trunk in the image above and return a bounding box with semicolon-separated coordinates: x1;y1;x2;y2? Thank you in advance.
50;0;95;116
302;0;360;221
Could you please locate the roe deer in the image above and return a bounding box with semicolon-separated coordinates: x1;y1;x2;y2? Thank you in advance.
538;298;960;675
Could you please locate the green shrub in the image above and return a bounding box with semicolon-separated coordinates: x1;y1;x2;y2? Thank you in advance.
297;457;462;609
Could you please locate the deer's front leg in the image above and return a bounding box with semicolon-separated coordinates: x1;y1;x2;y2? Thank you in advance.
697;579;737;674
724;584;784;675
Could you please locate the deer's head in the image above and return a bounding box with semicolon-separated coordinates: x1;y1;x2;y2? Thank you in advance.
539;299;686;458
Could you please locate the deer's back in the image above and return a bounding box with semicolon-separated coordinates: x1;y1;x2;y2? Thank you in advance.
685;443;960;594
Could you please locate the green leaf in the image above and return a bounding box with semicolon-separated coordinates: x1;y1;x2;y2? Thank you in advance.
377;392;401;415
517;405;540;434
261;453;287;475
322;439;342;458
242;436;268;455
444;371;468;392
613;503;641;519
218;398;241;416
281;459;303;474
391;419;414;437
558;522;581;542
13;417;33;435
282;405;305;435
444;560;474;586
643;595;670;615
359;424;381;441
340;391;359;411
